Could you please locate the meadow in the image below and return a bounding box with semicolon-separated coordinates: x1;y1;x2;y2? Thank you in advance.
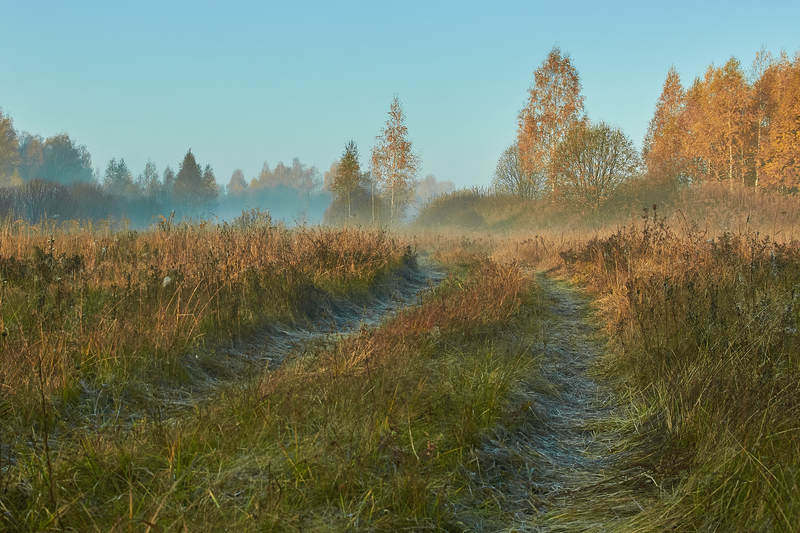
2;184;800;531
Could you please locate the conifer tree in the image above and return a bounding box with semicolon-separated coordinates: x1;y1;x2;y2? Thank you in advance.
201;164;219;203
173;149;203;205
103;158;136;197
333;140;360;220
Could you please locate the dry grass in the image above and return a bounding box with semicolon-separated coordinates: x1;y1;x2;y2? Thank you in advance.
0;212;409;439
550;212;800;531
416;184;800;530
415;180;800;240
6;179;799;530
0;235;543;530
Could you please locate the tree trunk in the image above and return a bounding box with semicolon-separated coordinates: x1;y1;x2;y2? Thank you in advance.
390;184;395;225
755;122;761;190
728;114;733;190
728;140;733;191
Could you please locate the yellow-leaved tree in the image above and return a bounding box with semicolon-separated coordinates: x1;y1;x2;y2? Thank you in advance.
762;54;800;190
517;46;585;196
371;96;418;225
643;66;687;184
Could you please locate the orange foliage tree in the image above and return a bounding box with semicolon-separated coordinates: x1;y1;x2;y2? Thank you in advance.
749;49;777;189
517;46;585;194
644;49;800;192
643;66;687;184
761;54;800;190
683;59;749;187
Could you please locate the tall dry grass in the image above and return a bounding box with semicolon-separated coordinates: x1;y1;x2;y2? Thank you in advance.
552;211;800;530
0;212;408;424
415;180;800;240
1;244;541;530
415;187;800;529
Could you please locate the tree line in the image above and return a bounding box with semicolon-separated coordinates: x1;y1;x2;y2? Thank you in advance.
0;111;334;224
493;46;800;208
0;98;451;226
644;50;800;191
492;46;639;208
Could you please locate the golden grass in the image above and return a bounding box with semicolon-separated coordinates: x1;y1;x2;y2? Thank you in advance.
5;181;800;529
0;214;408;422
414;186;800;530
528;212;800;530
1;235;542;530
415;180;800;241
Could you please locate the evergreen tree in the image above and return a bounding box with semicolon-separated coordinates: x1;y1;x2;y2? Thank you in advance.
201;164;219;203
103;157;137;197
173;149;204;205
333;140;360;220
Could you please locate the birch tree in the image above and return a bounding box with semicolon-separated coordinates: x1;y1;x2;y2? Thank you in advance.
371;96;418;224
517;46;585;194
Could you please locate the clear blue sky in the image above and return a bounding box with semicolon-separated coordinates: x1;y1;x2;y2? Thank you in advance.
2;1;799;188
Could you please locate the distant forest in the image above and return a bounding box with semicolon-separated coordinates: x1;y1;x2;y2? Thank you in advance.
0;121;336;226
0;102;454;227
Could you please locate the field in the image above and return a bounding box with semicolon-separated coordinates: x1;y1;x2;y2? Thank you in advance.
4;4;800;530
1;187;800;531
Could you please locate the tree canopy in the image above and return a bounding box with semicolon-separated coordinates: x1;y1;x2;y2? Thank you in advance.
332;140;361;220
553;122;640;208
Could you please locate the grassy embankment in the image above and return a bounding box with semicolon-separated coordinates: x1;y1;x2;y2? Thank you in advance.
0;214;548;530
417;184;800;531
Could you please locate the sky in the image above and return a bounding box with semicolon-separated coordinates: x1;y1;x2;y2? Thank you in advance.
2;1;799;189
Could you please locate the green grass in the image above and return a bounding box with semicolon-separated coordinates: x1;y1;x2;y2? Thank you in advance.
1;256;545;531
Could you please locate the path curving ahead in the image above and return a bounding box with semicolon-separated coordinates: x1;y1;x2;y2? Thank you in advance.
461;274;644;531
